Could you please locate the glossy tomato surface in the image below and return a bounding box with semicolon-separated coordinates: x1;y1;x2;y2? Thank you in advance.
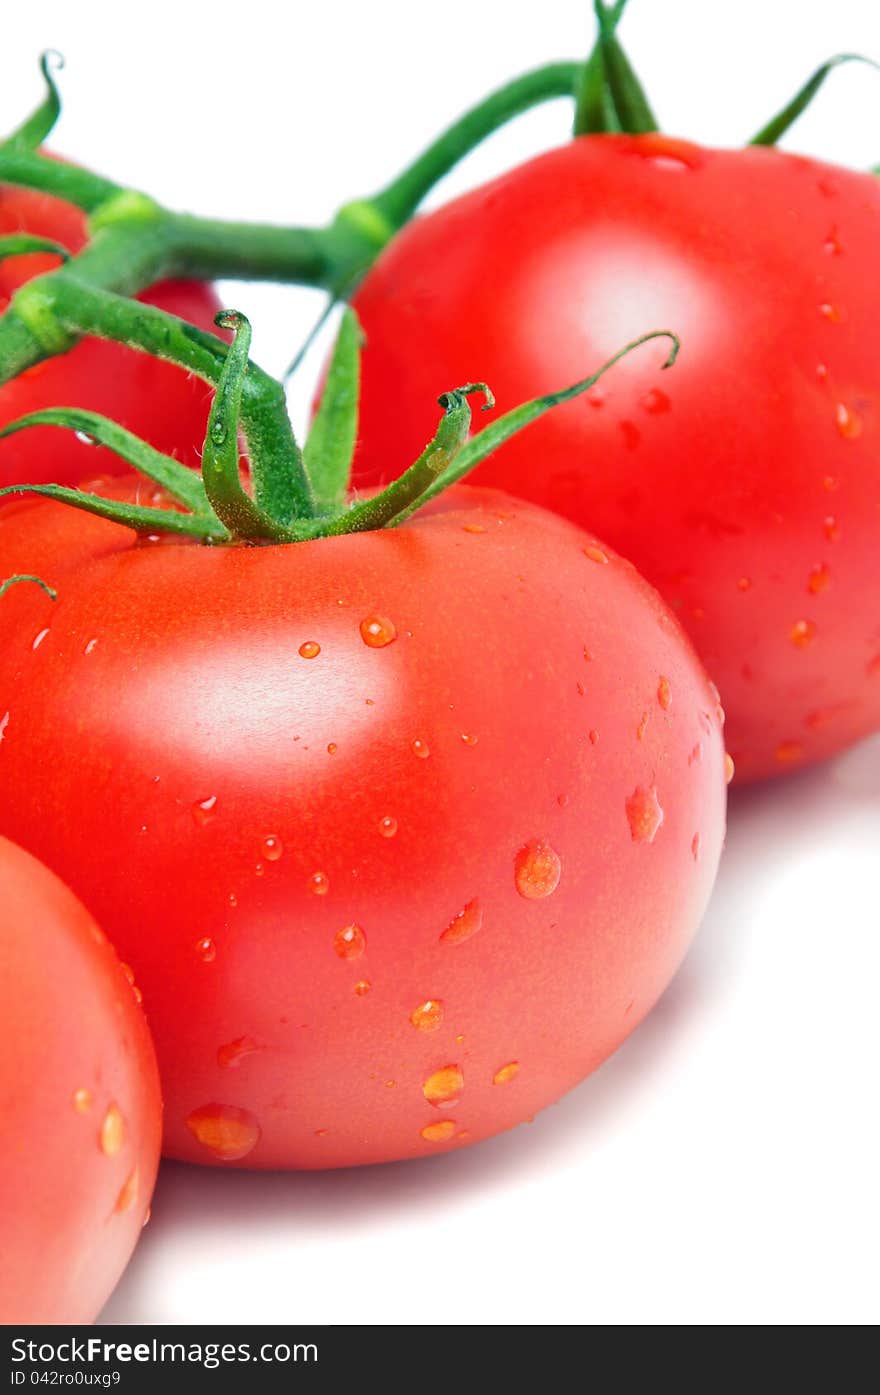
0;480;726;1169
0;179;220;489
349;134;880;782
0;836;161;1323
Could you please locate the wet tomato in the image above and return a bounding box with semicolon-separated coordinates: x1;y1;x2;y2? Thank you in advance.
0;836;161;1322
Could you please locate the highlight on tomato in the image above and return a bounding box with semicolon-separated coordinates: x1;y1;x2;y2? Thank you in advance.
0;835;161;1323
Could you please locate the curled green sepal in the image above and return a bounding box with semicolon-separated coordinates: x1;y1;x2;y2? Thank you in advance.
588;0;658;137
5;52;65;152
0;407;210;514
750;54;880;146
303;307;363;513
392;331;680;521
318;384;495;536
574;0;626;136
0;484;227;540
0;234;69;264
201;311;292;542
0;573;57;602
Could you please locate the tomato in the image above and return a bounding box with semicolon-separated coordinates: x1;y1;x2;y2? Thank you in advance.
0;835;161;1323
348;134;880;783
0;179;221;490
0;477;725;1169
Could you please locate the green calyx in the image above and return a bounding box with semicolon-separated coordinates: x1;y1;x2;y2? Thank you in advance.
0;304;679;546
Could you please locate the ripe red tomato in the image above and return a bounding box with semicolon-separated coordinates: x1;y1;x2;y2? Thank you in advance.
0;478;725;1169
0;180;220;489
0;835;161;1323
348;134;880;782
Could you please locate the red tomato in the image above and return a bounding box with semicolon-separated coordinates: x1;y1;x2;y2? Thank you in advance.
348;134;880;782
0;179;221;489
0;835;161;1323
0;478;725;1169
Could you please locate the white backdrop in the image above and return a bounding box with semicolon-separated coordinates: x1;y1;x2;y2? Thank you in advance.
3;0;879;1325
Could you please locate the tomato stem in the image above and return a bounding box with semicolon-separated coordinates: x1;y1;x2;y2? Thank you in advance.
3;52;65;153
0;574;58;603
749;53;880;146
573;1;626;136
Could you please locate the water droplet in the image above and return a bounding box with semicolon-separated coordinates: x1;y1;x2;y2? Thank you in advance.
216;1036;260;1069
378;815;398;838
807;564;830;595
360;614;397;648
385;1080;395;1089
835;403;862;439
196;937;217;963
411;999;444;1032
334;924;366;960
460;732;478;746
691;833;701;861
776;741;804;764
588;729;599;745
790;619;817;649
0;712;10;744
185;1103;261;1161
493;1062;520;1085
462;523;486;534
737;577;752;593
73;1087;93;1113
625;786;664;843
422;1065;463;1107
441;899;482;945
192;795;218;827
636;711;650;741
620;420;641;450
298;640;321;659
100;1104;125;1157
818;303;842;322
688;742;702;765
583;544;609;565
84;638;98;656
823;515;841;543
228;892;238;908
32;627;49;651
587;385;606;408
824;227;843;255
724;754;736;784
641;387;671;414
353;979;371;996
657;676;672;710
261;835;283;862
420;1120;456;1143
315;1128;329;1138
75;430;95;446
816;362;829;381
823;475;839;492
309;871;330;896
114;1167;139;1213
557;792;570;808
412;738;430;759
514;839;562;899
327;742;338;754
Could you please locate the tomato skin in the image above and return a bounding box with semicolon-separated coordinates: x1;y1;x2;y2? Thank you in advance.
348;134;880;782
0;836;161;1323
0;481;725;1169
0;180;221;490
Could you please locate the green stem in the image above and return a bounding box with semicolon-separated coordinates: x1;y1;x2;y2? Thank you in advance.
592;0;658;135
4;52;65;152
749;53;880;146
0;573;57;602
573;0;626;136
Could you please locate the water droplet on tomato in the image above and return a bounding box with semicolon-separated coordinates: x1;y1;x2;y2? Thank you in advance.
309;871;330;896
724;754;736;784
835;403;862;439
689;742;703;765
460;732;478;746
462;522;486;534
790;620;817;649
114;1167;139;1213
217;1036;260;1069
657;676;672;710
192;795;218;827
641;387;670;414
776;741;804;764
824;227;843;255
625;786;664;843
737;577;752;593
583;544;609;565
327;742;337;754
298;640;320;659
100;1104;125;1157
412;738;430;759
441;899;482;945
493;1062;520;1085
420;1120;456;1143
185;1103;261;1161
514;840;562;899
587;385;606;408
378;815;398;838
196;937;216;963
73;1087;92;1113
353;979;371;996
411;999;444;1032
589;729;599;745
636;711;650;741
261;835;283;862
807;564;830;595
823;515;841;543
422;1065;463;1107
32;627;49;651
0;713;9;745
818;303;842;322
84;638;98;655
691;833;701;861
360;614;397;648
334;924;365;960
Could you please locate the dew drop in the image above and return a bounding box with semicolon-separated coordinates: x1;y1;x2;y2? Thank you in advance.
460;731;478;746
298;640;321;659
100;1104;125;1157
440;899;482;945
74;430;95;446
315;1128;329;1138
588;729;599;745
557;792;570;808
411;738;430;759
420;1120;456;1143
688;742;703;765
191;795;218;827
114;1168;139;1213
583;544;609;565
185;1103;261;1161
493;1061;520;1086
636;711;650;741
196;937;216;963
823;515;841;543
724;754;736;784
657;676;672;710
84;638;98;656
378;815;398;838
360;614;397;648
353;979;372;996
824;227;843;255
587;385;606;408
625;786;664;843
216;1036;260;1069
462;523;486;534
73;1087;93;1113
641;387;671;414
737;577;752;593
422;1065;463;1107
411;999;444;1032
514;839;562;899
334;924;366;960
32;627;50;651
807;564;830;595
327;742;338;754
691;833;701;862
309;871;330;897
835;403;862;439
823;475;839;492
790;619;817;649
261;835;283;862
1;712;11;744
818;303;842;322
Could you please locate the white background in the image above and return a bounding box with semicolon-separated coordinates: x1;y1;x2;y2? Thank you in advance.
4;0;879;1326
